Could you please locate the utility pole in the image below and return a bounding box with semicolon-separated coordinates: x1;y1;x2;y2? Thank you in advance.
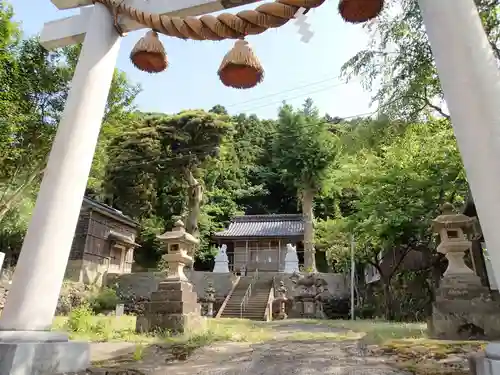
350;234;355;320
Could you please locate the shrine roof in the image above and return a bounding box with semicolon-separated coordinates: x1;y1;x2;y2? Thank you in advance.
82;197;138;228
214;214;304;239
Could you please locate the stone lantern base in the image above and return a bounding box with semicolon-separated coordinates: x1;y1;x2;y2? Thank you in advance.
137;279;206;334
430;273;500;340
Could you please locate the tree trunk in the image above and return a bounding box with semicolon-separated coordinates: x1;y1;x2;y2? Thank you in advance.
301;188;316;272
381;279;393;320
183;168;203;239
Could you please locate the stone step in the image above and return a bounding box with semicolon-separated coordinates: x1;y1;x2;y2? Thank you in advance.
223;312;266;316
224;304;268;309
221;312;265;317
224;306;267;311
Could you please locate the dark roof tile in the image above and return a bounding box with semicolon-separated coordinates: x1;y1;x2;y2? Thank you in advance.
214;214;304;238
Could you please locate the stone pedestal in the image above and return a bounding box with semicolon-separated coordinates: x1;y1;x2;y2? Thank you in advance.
431;274;500;340
0;332;89;374
137;280;205;334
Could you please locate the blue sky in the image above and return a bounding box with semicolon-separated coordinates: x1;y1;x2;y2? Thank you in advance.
10;0;374;119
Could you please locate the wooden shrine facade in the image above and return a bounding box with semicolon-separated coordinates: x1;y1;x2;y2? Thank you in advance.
213;214;305;273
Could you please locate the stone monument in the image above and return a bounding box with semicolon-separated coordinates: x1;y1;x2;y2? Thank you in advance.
284;243;299;273
201;281;216;317
213;244;229;273
430;203;500;340
275;281;288;320
137;220;205;334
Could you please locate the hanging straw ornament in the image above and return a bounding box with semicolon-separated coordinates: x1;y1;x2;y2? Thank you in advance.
217;39;264;89
338;0;384;23
130;30;168;73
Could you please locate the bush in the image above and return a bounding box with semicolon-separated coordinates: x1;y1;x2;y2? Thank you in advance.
323;296;350;319
89;287;119;314
66;304;94;333
115;287;150;315
57;281;88;315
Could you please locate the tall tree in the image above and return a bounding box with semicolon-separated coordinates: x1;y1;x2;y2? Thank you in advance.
272;99;338;271
106;110;233;238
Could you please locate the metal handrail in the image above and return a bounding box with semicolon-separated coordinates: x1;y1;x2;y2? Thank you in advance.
240;268;258;318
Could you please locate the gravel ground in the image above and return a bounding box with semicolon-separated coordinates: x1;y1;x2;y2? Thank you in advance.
87;321;412;375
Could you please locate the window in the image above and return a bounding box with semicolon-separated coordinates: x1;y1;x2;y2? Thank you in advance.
110;245;122;267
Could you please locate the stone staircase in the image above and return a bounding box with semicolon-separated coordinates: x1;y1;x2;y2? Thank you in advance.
219;275;272;320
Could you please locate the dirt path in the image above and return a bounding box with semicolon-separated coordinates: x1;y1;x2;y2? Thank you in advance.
89;321;410;375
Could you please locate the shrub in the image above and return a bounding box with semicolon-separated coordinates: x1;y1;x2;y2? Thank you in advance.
323;296;350;319
66;304;94;333
89;287;119;314
57;281;88;315
115;287;150;315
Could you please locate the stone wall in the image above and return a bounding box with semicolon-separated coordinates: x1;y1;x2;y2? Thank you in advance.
106;271;236;299
106;271;348;301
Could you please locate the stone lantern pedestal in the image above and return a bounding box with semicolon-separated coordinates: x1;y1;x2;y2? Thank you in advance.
430;203;500;340
137;220;205;334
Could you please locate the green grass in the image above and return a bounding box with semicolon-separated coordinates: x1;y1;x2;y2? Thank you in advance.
285;318;427;344
52;314;276;344
52;315;428;345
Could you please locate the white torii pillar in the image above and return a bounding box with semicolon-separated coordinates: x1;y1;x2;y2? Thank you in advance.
0;0;260;373
417;0;500;370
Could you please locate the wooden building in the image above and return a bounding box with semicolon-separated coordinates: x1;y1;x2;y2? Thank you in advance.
213;214;305;272
65;197;139;285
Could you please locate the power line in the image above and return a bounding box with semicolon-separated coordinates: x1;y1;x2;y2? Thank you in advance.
224;75;352;110
236;83;362;113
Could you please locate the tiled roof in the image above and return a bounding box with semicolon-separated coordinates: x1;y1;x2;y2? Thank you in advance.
83;197;138;228
214;214;304;238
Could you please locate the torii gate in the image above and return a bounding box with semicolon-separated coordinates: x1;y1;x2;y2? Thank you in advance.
0;0;500;373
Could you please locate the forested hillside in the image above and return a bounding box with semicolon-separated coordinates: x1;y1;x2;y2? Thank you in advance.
2;0;500;319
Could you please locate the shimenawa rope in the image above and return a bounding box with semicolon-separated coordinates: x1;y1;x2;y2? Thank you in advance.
95;0;326;41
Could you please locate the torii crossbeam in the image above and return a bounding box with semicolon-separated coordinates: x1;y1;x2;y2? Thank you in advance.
2;0;500;373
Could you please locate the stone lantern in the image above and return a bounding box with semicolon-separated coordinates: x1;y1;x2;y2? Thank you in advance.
275;281;288;320
137;220;205;334
429;203;499;340
432;203;476;277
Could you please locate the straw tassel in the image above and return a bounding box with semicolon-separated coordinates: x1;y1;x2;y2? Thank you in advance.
130;30;168;73
217;39;264;89
338;0;384;23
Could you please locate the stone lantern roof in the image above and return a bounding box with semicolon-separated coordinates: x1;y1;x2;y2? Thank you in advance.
432;203;476;232
157;220;199;245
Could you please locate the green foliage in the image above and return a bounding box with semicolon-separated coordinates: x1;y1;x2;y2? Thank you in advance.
65;304;95;333
272;100;338;194
0;1;140;262
88;287;119;314
341;0;500;121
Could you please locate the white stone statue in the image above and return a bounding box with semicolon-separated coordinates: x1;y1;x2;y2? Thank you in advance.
213;244;229;273
284;243;299;273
